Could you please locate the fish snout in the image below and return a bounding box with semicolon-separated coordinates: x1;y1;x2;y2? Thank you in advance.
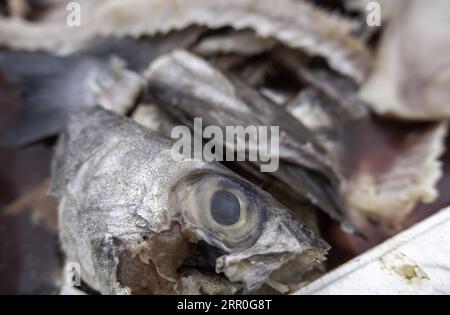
215;209;329;292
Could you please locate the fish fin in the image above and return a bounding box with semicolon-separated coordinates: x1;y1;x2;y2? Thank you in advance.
0;51;79;146
0;100;69;147
279;163;361;234
0;50;71;79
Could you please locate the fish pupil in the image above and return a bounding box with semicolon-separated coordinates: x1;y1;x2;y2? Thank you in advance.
210;190;241;226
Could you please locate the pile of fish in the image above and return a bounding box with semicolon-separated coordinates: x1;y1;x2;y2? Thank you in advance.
0;0;448;294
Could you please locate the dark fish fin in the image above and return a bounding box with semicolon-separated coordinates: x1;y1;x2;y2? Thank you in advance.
0;50;71;80
0;51;77;146
279;163;362;235
0;103;68;147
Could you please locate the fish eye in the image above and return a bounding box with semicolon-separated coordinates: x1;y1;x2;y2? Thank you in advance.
210;190;241;226
178;173;266;251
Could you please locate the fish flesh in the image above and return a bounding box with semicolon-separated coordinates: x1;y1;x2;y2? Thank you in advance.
345;122;447;229
193;30;277;57
286;88;340;153
0;0;371;82
131;103;178;137
50;107;329;294
286;89;336;133
144;50;354;230
359;0;450;120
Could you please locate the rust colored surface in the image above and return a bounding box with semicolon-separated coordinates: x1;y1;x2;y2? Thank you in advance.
0;77;60;294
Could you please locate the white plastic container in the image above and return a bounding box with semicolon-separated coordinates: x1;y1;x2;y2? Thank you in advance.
294;207;450;294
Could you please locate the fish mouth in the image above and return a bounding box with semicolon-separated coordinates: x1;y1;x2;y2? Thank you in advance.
116;234;323;295
181;238;328;294
215;244;327;293
182;240;225;271
114;213;328;294
214;206;330;293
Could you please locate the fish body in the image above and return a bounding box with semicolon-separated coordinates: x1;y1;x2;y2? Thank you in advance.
144;50;350;227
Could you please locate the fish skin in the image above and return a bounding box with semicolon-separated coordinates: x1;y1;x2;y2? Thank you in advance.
51;107;329;294
0;0;371;82
145;50;334;176
144;50;351;227
345;122;448;230
360;0;450;120
193;30;277;57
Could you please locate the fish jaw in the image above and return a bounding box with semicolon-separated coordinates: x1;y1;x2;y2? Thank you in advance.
215;202;329;292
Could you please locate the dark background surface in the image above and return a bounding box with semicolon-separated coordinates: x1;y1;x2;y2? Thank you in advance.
0;76;60;294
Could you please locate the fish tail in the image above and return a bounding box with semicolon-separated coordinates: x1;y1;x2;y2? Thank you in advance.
0;50;77;146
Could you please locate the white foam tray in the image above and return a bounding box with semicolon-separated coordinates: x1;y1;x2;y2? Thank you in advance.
294;207;450;294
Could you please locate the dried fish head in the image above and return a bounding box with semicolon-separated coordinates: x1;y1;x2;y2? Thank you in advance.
177;172;329;292
52;108;329;294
